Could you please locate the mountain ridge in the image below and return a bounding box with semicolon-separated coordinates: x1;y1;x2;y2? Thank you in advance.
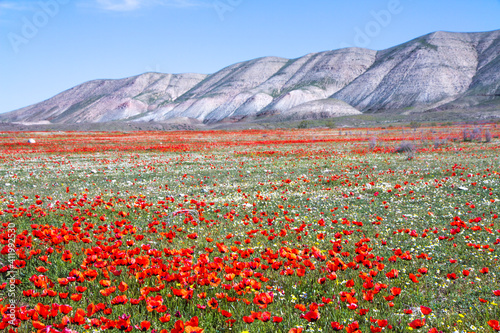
2;29;499;125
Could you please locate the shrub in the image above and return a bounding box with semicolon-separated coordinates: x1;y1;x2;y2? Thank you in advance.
433;138;446;149
472;128;481;142
485;130;492;143
395;141;416;153
409;121;421;129
395;141;416;160
462;129;472;142
325;120;336;129
298;121;308;129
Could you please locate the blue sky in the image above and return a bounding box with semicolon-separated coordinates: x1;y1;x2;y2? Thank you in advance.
1;0;499;114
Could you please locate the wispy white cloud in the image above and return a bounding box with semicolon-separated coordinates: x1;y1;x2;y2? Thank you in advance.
95;0;142;11
93;0;209;12
0;1;36;12
163;0;211;8
0;1;36;24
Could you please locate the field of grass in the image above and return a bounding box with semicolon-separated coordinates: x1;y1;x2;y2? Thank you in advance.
0;126;499;333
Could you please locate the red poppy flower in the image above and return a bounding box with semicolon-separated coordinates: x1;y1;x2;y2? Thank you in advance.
146;296;163;312
71;308;86;326
418;267;428;274
386;269;398;279
420;306;432;315
288;328;303;333
58;278;69;286
36;266;49;273
90;318;101;327
363;290;375;302
220;309;232;318
300;309;320;322
35;303;50;319
346;321;360;333
135;321;151;331
32;321;46;329
331;322;344;331
243;316;254;323
111;295;128;305
62;250;73;263
321;297;332;304
170;319;185;333
408;318;426;329
390;287;401;296
207;298;218;309
159;314;171;323
75;286;87;293
358;308;369;315
184;316;203;333
225;319;236;327
118;281;128;292
253;292;274;309
488;320;500;331
377;319;388;327
409;273;419;283
224;273;235;281
260;311;271;322
60;304;73;314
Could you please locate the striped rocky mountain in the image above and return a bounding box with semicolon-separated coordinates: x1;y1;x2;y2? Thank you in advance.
2;29;499;124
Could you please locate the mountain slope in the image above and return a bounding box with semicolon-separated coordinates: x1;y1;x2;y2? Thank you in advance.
3;72;208;123
331;30;500;112
1;29;499;124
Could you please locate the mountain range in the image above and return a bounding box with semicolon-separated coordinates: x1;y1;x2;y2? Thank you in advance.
2;29;499;126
